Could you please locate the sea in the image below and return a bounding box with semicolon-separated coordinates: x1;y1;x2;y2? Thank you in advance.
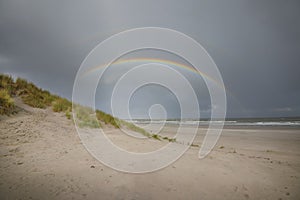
128;117;300;127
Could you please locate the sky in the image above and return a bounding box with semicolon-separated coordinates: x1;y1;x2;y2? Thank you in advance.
0;0;300;119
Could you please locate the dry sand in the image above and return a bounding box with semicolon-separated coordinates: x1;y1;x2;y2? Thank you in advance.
0;100;300;200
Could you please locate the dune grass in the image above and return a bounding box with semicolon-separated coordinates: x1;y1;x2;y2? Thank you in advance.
0;89;15;115
190;143;200;147
65;110;71;119
52;98;72;112
0;73;152;137
73;105;100;128
162;136;176;142
52;97;73;120
0;75;15;115
0;75;16;95
15;78;57;108
117;120;152;137
96;110;119;128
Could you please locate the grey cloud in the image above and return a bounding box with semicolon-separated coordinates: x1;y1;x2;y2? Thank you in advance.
0;0;299;118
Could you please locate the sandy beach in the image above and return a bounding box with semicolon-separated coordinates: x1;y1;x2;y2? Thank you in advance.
1;101;300;200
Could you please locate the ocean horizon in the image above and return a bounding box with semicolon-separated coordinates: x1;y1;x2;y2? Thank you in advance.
127;117;300;126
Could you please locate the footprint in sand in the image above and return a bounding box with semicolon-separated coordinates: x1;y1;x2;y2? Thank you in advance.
284;187;290;196
242;185;249;199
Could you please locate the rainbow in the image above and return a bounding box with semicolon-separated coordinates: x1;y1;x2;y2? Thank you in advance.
81;57;246;112
82;57;225;90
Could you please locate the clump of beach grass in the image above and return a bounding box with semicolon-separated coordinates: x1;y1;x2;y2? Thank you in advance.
162;136;176;142
73;105;100;128
0;89;15;115
191;143;200;147
0;75;16;115
65;110;72;120
52;98;72;112
96;110;120;128
151;134;161;140
0;75;16;95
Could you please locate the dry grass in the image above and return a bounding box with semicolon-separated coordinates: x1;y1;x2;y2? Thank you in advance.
0;73;151;137
16;78;57;108
0;89;15;115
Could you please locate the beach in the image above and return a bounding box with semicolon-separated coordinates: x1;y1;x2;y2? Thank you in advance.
0;103;300;200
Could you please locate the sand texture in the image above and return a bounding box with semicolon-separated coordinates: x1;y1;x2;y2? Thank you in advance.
1;100;300;200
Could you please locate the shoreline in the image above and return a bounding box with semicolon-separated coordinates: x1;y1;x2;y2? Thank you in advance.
1;106;300;199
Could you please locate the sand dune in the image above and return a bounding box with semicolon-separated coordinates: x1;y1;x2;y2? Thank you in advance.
0;100;300;200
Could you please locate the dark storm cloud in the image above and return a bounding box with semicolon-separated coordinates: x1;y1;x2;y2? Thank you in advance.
0;0;299;118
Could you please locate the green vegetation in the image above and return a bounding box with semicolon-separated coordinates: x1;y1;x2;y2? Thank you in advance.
52;97;73;120
190;143;200;147
167;137;176;142
0;75;16;95
96;110;119;128
117;120;151;137
0;73;152;137
16;78;57;108
151;134;161;140
73;105;100;128
0;89;15;115
158;136;176;142
0;74;73;117
52;98;72;112
65;110;71;119
0;75;15;115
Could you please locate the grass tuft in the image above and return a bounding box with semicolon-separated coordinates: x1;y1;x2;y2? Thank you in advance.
96;110;119;128
191;143;200;147
65;110;71;120
162;136;176;142
151;134;161;140
52;98;72;112
0;75;16;96
0;89;15;115
74;105;100;128
15;78;57;108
